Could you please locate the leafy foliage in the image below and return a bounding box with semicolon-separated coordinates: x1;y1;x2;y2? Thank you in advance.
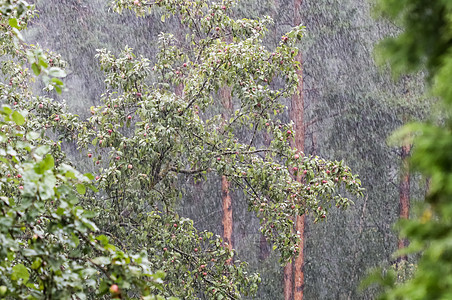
0;105;171;299
0;0;364;299
366;0;452;299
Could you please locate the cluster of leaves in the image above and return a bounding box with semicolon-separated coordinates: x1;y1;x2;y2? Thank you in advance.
103;0;362;257
0;0;67;93
0;3;175;299
0;0;364;299
365;0;452;299
0;106;171;299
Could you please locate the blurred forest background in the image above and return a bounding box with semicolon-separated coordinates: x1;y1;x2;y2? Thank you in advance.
23;0;431;298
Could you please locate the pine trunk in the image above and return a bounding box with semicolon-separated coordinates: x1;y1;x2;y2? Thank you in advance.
291;50;305;300
397;143;410;262
222;175;233;250
294;215;305;300
284;262;294;300
220;87;233;261
292;0;304;297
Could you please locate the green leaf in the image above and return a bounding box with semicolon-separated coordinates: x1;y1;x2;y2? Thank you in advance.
84;173;95;180
35;145;50;156
153;270;166;280
42;154;55;171
76;183;86;195
51;77;64;86
12;28;24;40
11;111;25;125
8;18;19;29
40;174;56;200
92;256;111;265
54;85;62;94
0;286;6;296
56;207;65;215
96;235;110;246
11;264;29;283
38;57;48;68
31;63;41;75
70;233;80;247
2;105;12;114
48;67;66;78
31;258;42;270
26;131;40;140
64;171;76;179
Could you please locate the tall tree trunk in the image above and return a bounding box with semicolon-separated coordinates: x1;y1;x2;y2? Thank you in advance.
293;214;305;299
397;143;410;262
291;51;305;300
220;87;233;261
284;261;294;300
291;0;305;299
222;175;233;248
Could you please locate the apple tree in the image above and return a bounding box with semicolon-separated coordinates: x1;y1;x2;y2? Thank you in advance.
0;106;172;299
73;0;364;298
0;2;173;299
0;0;364;299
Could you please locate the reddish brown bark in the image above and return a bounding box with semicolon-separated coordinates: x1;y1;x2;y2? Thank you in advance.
220;86;232;114
294;215;305;299
220;86;233;262
284;261;294;300
285;49;305;300
291;0;304;297
222;175;233;250
291;54;305;152
397;143;411;262
291;51;305;300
